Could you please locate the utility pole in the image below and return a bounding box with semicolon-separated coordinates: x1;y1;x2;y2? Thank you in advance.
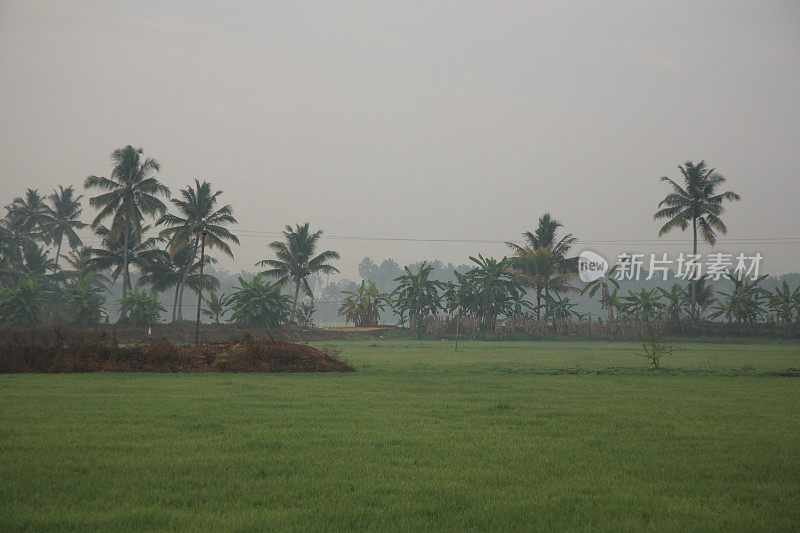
195;230;207;345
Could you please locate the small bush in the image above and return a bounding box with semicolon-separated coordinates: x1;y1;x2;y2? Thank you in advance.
636;334;675;369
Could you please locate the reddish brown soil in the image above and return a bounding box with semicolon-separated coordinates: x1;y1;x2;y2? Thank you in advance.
322;326;388;332
0;329;353;373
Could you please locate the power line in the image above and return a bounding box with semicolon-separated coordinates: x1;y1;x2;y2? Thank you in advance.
233;230;800;246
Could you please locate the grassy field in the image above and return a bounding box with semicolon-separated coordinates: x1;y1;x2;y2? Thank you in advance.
1;340;799;531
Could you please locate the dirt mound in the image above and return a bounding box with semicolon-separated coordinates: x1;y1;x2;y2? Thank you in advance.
0;327;353;374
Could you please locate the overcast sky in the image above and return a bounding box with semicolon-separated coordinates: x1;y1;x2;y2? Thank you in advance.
1;1;799;277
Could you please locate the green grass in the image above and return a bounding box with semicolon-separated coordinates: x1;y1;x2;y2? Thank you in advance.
1;340;799;531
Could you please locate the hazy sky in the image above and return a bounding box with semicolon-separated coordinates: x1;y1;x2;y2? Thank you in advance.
2;0;799;278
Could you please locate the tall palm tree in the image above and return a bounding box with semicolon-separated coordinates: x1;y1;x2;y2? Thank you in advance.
258;223;340;313
5;189;52;241
44;185;86;269
0;223;23;280
508;246;577;319
137;244;218;322
22;241;61;284
88;225;167;295
157;180;238;321
654;160;740;320
84;145;170;308
506;213;578;317
506;213;577;265
64;247;109;290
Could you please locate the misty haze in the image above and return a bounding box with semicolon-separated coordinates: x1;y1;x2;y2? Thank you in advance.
1;1;799;531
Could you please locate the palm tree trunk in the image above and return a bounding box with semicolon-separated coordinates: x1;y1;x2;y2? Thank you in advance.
195;232;205;344
536;288;542;319
53;236;63;273
171;284;180;322
176;238;199;321
120;228;130;322
292;282;300;320
177;283;186;321
691;218;698;324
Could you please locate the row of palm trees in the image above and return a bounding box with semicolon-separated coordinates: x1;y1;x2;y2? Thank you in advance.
335;234;799;339
0;145;344;327
2;149;797;338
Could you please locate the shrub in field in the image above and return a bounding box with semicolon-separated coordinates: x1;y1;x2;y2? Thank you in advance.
637;334;674;369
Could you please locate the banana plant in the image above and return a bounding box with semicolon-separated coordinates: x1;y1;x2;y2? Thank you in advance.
582;265;620;321
710;273;768;336
620;288;665;322
202;291;232;324
768;281;799;337
229;275;291;328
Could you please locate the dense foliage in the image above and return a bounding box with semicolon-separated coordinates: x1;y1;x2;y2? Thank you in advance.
119;289;165;327
2;149;799;339
229;276;291;328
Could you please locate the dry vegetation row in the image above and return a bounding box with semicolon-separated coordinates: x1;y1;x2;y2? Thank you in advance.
0;328;353;373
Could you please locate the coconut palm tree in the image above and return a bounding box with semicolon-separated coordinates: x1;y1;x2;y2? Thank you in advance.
44;185;86;269
508;246;577;319
0;222;23;272
258;223;340;313
156;180;238;320
506;214;579;318
84;145;170;309
654;160;740;320
88;224;167;295
5;189;52;242
507;213;576;257
19;241;61;286
63;247;109;290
